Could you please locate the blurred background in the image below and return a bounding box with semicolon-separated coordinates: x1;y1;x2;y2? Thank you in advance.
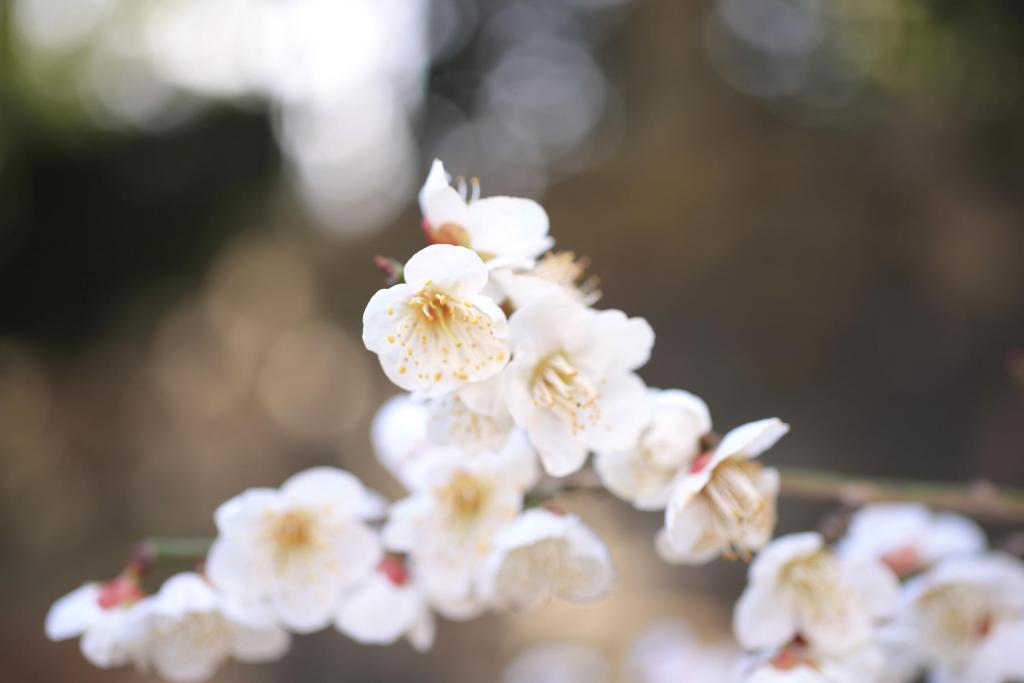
2;0;1024;680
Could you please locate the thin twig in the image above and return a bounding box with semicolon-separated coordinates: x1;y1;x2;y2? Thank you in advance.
778;467;1024;524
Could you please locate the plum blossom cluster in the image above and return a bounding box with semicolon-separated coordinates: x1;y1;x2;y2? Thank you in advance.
503;504;1024;683
45;159;1024;682
732;504;1024;683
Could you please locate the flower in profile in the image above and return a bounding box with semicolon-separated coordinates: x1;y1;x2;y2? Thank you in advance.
335;555;435;652
503;293;654;477
595;388;712;511
657;418;787;564
382;438;538;618
418;159;553;268
903;553;1024;683
836;502;986;578
733;532;899;657
138;572;289;683
45;573;149;671
624;619;738;683
738;638;884;683
206;467;384;634
363;244;510;398
477;508;614;609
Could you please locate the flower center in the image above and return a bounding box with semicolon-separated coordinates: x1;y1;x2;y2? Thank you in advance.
701;459;773;559
782;551;847;609
437;470;489;521
407;284;482;346
529;251;601;304
271;509;316;555
529;353;599;432
917;584;1002;654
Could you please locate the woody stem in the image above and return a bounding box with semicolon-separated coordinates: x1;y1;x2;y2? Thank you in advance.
776;467;1024;524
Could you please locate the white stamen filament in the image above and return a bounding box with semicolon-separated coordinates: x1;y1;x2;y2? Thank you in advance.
529;353;600;432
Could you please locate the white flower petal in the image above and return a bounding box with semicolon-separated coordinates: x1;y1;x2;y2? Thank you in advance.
46;583;102;641
335;574;421;645
403;244;488;295
418;159;451;215
466;196;552;260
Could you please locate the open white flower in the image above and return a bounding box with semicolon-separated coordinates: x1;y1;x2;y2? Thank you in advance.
335;555;435;652
139;572;289;683
624;619;738;683
595;388;712;511
206;467;384;634
739;640;884;683
477;508;614;609
733;532;900;657
363;244;510;398
903;553;1024;683
45;575;149;671
836;502;986;578
418;159;553;268
382;438;539;618
657;418;787;564
503;293;654;477
426;381;516;455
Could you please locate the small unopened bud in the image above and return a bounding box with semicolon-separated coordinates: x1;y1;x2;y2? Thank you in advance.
374;256;405;286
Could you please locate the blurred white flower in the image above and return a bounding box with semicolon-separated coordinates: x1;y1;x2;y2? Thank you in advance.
624;619;738;683
836;502;986;578
503;293;654;476
657;418;787;564
382;438;538;618
903;553;1024;683
45;575;149;670
733;532;899;657
595;388;712;510
363;244;510;398
335;555;435;652
477;508;614;609
426;385;515;456
418;159;553;268
502;642;611;683
206;467;384;633
139;572;289;683
739;639;884;683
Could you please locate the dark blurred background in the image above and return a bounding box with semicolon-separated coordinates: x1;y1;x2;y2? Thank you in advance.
2;0;1023;681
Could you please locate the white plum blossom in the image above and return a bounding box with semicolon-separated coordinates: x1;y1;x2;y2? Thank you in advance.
902;553;1024;683
657;418;787;564
738;640;884;683
477;508;614;610
335;555;435;652
426;381;516;456
836;502;986;578
503;293;654;477
138;572;289;683
418;159;553;269
502;642;611;683
624;619;738;683
733;532;900;657
595;388;712;510
382;437;539;618
363;244;511;398
45;575;149;671
206;467;384;634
